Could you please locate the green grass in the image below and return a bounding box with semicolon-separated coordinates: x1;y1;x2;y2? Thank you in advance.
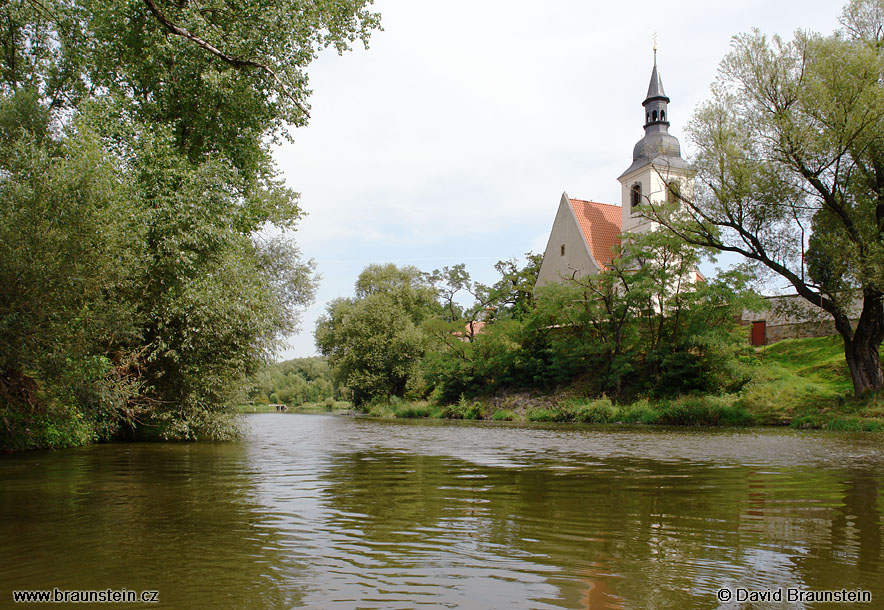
365;400;444;419
392;403;436;419
732;335;883;428
760;335;853;390
526;396;619;423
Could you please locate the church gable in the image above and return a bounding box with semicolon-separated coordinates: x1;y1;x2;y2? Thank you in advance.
535;193;621;289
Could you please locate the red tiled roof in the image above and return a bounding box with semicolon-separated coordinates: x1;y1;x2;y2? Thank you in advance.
568;199;622;268
452;320;486;341
466;320;486;336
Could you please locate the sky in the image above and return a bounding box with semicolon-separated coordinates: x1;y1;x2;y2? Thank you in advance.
274;0;845;360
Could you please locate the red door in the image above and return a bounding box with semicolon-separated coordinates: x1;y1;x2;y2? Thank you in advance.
751;321;766;346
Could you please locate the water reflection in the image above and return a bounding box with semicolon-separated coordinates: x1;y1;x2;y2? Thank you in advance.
1;415;883;610
0;442;303;609
318;444;883;609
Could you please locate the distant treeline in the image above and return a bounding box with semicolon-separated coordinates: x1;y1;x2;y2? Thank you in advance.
248;358;344;407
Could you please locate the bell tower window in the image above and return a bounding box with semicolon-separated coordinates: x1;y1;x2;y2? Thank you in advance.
630;183;642;212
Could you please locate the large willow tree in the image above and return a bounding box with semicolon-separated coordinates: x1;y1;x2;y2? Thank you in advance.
0;0;379;447
645;0;884;396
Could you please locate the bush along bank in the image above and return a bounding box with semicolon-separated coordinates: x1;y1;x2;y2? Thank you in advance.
360;337;884;431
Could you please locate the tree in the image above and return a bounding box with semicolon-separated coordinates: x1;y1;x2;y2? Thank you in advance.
427;253;542;329
354;263;440;321
1;0;378;446
0;93;144;447
249;357;338;406
643;0;884;395
532;231;755;398
486;253;544;321
421;255;543;399
315;265;438;406
421;240;753;401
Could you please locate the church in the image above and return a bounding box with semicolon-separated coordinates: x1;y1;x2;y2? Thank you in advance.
531;60;853;346
535;59;697;288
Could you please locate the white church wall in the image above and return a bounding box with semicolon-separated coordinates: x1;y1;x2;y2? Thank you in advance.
619;163;694;236
535;194;599;289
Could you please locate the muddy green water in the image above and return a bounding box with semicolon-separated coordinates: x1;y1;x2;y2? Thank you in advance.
1;415;883;609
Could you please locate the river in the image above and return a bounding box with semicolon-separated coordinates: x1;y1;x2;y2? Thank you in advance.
1;414;883;609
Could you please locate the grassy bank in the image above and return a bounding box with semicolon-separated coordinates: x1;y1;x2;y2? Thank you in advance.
363;336;884;430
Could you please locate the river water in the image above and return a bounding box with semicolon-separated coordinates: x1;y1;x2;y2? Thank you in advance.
1;414;883;609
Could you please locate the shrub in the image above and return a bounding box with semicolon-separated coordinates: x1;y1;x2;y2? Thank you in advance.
619;399;657;424
394;404;433;418
491;409;515;421
366;404;394;418
656;396;753;426
568;396;618;423
525;408;558;422
441;396;482;420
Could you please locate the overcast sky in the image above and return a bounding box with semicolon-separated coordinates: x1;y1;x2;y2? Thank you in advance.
274;0;844;359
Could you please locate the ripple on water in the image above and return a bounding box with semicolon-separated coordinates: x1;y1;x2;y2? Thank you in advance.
1;414;883;609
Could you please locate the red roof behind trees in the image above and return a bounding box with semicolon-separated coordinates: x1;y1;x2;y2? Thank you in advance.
568;199;622;269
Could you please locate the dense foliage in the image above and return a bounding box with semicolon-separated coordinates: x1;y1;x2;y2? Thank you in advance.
0;0;379;449
424;233;758;404
315;235;758;409
315;265;439;406
249;357;340;407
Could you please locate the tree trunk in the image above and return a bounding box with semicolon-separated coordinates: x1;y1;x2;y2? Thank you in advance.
845;340;883;396
840;294;884;397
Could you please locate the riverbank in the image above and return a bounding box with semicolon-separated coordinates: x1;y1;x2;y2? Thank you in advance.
363;336;884;431
237;400;353;415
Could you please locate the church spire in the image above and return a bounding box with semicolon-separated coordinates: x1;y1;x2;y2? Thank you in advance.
645;64;667;103
643;48;670;131
618;53;687;180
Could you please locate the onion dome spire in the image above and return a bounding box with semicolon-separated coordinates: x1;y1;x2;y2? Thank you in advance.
618;47;689;178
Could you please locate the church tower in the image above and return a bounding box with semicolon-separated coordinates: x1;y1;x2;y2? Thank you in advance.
617;54;693;236
535;52;699;291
